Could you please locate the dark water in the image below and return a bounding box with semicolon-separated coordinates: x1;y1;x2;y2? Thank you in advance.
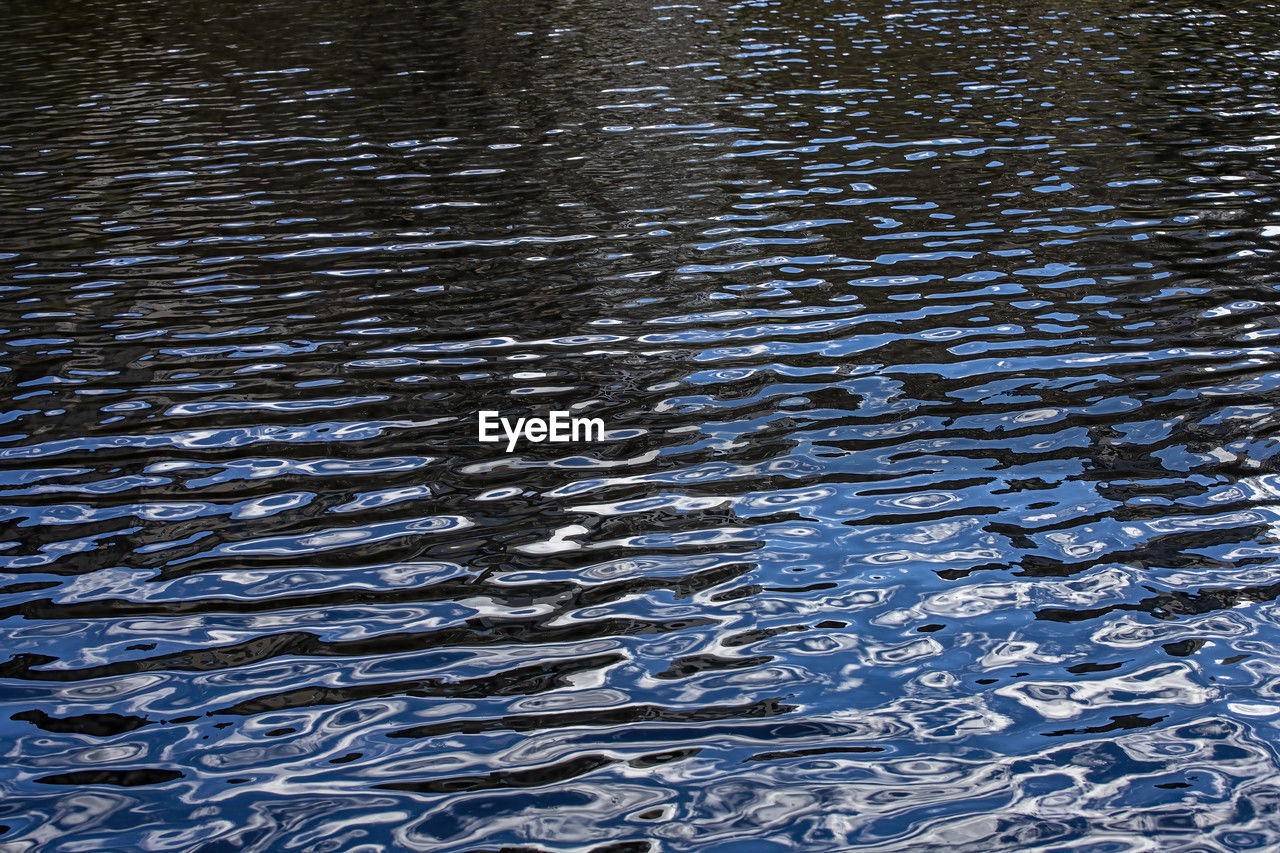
4;0;1280;849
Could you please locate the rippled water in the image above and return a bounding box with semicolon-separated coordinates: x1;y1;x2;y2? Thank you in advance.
4;0;1280;849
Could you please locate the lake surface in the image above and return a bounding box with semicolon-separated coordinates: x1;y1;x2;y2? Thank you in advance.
3;0;1280;850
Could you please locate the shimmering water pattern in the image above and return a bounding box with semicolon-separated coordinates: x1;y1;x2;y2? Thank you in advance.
4;0;1280;850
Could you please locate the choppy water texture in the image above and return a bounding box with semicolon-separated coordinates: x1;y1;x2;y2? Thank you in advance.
4;0;1280;850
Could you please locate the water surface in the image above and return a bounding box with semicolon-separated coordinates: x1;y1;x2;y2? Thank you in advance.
4;0;1280;849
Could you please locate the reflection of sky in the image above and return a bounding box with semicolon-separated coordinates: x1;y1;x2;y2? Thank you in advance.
5;0;1280;849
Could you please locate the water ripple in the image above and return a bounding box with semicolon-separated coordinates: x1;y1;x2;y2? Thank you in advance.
4;0;1280;850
